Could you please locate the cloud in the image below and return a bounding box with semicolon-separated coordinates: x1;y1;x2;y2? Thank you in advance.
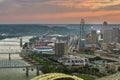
0;0;3;2
0;0;7;3
90;0;120;10
1;10;119;20
0;0;119;23
0;0;119;15
0;0;85;16
0;0;4;2
43;0;120;11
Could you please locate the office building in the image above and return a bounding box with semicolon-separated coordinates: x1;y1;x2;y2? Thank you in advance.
57;36;69;43
103;21;109;31
112;27;120;43
88;27;98;44
103;21;112;43
55;42;68;57
58;55;88;66
79;19;87;48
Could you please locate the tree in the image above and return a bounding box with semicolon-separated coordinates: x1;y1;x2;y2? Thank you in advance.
29;36;39;43
23;42;29;49
118;67;120;71
94;56;102;60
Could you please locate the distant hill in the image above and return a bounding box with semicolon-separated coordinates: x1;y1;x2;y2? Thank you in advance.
0;24;78;36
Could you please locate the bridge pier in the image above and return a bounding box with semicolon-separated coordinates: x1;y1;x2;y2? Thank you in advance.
9;53;11;60
26;67;29;77
36;67;39;76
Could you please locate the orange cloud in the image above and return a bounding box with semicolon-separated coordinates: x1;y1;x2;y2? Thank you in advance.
1;10;119;21
0;0;119;23
44;0;120;10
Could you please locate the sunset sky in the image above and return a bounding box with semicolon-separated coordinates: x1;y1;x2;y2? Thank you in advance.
0;0;120;24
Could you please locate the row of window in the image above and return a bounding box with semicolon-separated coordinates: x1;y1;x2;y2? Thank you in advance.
65;60;85;63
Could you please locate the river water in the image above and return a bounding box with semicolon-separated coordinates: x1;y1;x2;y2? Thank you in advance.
0;36;40;80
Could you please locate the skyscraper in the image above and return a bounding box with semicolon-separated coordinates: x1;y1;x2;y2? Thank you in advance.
103;21;109;31
79;19;86;47
89;27;98;44
112;27;120;43
103;21;112;43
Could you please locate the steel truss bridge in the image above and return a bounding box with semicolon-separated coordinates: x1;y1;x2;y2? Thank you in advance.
31;73;83;80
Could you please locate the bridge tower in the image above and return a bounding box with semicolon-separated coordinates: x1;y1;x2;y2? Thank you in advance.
9;53;11;60
36;67;40;75
20;37;23;47
26;67;29;77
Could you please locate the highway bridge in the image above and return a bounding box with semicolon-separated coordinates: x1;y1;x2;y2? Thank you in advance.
0;59;42;77
0;52;41;77
0;53;21;60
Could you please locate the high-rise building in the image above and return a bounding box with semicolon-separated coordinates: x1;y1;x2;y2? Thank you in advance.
103;21;109;31
104;30;112;43
112;27;120;43
103;21;112;43
57;36;69;43
87;27;98;44
55;42;68;57
79;19;86;48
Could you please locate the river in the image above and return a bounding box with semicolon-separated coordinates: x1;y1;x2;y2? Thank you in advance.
0;36;41;80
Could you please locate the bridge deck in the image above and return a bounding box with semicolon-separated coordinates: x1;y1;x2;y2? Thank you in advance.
0;60;42;68
0;65;42;68
0;53;20;54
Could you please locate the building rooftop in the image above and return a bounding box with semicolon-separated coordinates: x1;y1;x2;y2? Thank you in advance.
61;55;87;60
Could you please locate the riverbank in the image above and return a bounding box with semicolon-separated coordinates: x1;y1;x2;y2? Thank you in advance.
0;36;38;80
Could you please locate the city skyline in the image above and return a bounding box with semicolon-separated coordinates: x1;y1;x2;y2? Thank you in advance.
0;0;120;24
